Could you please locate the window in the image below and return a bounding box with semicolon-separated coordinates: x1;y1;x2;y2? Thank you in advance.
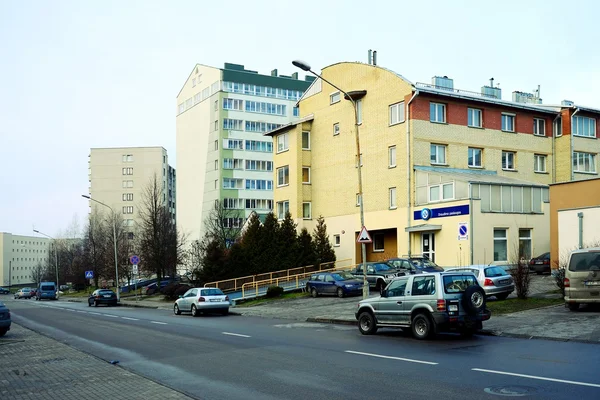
430;102;446;123
572;116;596;138
533;118;546;136
389;187;397;209
277;166;289;186
225;139;243;149
429;183;454;202
277;133;289;152
334;234;341;247
302;167;310;184
245;160;273;172
127;232;134;240
572;152;596;173
468;108;482;128
333;123;340;136
493;229;507;262
356;193;361;206
214;100;218;111
214;120;218;131
389;146;396;167
122;193;133;201
122;180;133;188
245;101;287;116
430;144;447;165
412;276;436;296
122;206;133;214
293;106;300;117
214;140;218;151
222;118;243;130
223;178;243;189
330;92;341;104
356;99;363;124
373;233;384;252
554;117;562;137
534;154;547;173
223;158;243;169
389;102;405;125
222;98;243;110
245;179;273;190
302;202;311;219
502;151;515;170
122;167;133;175
468;147;482;168
519;229;532;260
245;140;272;152
122;154;133;162
277;201;289;220
501;114;515;132
302;131;310;150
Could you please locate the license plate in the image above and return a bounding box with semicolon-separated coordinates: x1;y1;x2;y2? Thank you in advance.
499;279;510;285
535;261;543;264
448;305;458;311
103;295;112;298
210;299;221;302
584;281;600;286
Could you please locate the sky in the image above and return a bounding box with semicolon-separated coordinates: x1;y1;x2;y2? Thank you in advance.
1;0;599;238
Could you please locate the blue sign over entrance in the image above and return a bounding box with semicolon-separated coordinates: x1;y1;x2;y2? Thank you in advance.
414;204;470;220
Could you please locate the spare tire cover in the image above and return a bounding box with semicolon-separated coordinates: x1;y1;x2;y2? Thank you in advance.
462;285;486;315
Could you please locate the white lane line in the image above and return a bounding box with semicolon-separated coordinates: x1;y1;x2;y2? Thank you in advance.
345;350;438;365
150;321;167;325
222;332;251;338
88;312;102;315
121;317;139;321
76;311;87;314
66;309;76;312
472;368;600;388
103;314;119;318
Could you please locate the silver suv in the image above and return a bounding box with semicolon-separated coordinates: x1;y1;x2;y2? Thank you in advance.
355;272;491;340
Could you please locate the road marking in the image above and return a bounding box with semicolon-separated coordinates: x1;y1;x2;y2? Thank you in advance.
345;350;438;365
472;368;600;388
103;314;119;318
222;332;251;338
121;317;139;321
151;321;167;325
66;309;76;312
88;312;102;315
77;311;87;314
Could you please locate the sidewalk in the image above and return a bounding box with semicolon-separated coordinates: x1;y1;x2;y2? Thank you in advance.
0;324;193;400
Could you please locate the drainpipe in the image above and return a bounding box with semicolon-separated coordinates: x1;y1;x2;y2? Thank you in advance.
570;108;580;181
469;183;474;265
577;212;584;249
552;113;560;184
406;89;420;256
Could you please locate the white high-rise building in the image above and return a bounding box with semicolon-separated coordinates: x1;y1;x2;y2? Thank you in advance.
0;232;50;287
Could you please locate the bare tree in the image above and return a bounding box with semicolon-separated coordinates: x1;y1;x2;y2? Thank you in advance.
31;260;47;287
82;208;110;288
508;239;532;299
202;201;244;248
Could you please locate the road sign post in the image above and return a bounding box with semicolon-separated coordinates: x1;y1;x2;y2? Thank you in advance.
133;264;139;302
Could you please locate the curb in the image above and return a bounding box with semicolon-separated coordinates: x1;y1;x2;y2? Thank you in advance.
478;329;600;344
306;317;357;326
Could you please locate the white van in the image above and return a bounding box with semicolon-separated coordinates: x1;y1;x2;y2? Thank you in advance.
564;247;600;311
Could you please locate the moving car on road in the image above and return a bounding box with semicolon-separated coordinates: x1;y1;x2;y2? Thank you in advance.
445;265;514;300
564;247;600;311
36;282;59;301
529;252;551;274
0;301;10;337
306;271;364;298
174;287;230;317
356;271;491;340
88;289;118;307
14;288;34;299
0;287;10;295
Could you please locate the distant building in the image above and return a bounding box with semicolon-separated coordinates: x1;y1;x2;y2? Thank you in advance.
88;147;176;240
175;62;313;242
0;232;49;287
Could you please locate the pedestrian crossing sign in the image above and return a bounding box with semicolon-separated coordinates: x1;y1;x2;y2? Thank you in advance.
356;226;372;243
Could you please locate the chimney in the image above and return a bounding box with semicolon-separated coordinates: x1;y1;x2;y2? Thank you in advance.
372;51;377;66
291;72;298;80
368;49;372;64
271;69;278;77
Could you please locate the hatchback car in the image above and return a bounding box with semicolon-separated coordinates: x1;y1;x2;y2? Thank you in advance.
14;288;33;299
0;301;11;337
174;287;230;317
564;247;600;311
529;252;551;274
306;271;364;298
446;265;514;300
88;289;118;307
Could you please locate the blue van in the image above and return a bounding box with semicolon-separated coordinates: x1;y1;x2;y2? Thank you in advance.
36;282;58;300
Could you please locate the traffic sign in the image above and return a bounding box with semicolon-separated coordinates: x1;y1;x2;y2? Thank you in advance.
132;264;138;275
130;255;140;265
85;270;94;279
356;226;372;243
458;222;468;240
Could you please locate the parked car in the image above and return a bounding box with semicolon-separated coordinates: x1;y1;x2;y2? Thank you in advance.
529;252;551;274
14;288;34;299
0;301;11;337
59;285;70;291
387;256;445;274
349;262;402;294
356;271;491;339
306;271;364;298
564;247;600;311
174;287;230;317
143;280;171;295
36;282;59;301
88;289;118;307
445;265;514;300
0;287;10;295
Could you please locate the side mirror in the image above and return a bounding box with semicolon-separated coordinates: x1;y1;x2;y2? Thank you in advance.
178;295;183;299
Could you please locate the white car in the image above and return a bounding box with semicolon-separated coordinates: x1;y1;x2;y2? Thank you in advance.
445;265;514;300
174;287;230;317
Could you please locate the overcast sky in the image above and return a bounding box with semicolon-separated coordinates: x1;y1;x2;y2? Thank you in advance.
1;0;598;237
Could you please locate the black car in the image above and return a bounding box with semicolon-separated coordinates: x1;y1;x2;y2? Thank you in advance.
306;271;364;298
529;252;551;274
0;287;10;295
0;301;11;337
88;289;118;307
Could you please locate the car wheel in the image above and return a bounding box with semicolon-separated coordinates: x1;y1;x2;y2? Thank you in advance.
495;293;509;301
462;285;486;315
358;311;378;335
221;309;229;316
191;304;198;317
336;288;344;298
567;303;579;311
412;313;433;340
88;301;91;307
311;287;318;298
174;304;181;315
94;300;98;307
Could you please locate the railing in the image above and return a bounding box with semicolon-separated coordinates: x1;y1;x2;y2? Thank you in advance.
415;82;498;99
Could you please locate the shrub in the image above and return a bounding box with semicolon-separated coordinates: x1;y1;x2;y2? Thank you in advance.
553;267;566;296
162;283;191;300
266;285;284;298
174;284;191;298
510;261;532;299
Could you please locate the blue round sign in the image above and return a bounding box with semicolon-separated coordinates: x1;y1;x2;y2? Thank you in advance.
459;225;468;236
420;208;432;221
130;255;140;265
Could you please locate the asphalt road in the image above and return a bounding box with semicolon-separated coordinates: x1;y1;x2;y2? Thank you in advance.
6;297;600;400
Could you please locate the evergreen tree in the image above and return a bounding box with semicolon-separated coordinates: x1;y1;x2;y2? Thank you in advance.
258;212;280;272
238;212;262;275
278;212;299;269
296;227;317;268
312;215;336;266
197;235;228;283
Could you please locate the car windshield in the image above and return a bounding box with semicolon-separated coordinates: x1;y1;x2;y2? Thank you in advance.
411;258;443;270
202;288;224;296
98;290;114;295
569;252;600;272
484;267;507;277
374;264;393;272
443;275;478;293
332;272;355;281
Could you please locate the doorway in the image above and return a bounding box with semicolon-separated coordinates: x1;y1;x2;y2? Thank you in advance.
421;232;435;263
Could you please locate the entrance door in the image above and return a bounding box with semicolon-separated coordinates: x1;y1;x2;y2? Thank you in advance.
421;233;435;263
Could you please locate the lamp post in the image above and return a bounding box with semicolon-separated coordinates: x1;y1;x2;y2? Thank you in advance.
292;60;369;299
82;194;120;302
32;230;59;288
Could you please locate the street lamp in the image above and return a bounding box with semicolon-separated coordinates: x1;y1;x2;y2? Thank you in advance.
32;230;59;288
82;194;120;302
292;60;370;299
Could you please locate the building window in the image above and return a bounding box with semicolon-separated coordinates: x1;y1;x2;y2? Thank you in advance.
277;166;289;186
519;229;532;260
534;154;547;173
373;233;384;252
572;151;596;173
554;117;562;137
389;146;396;168
122;154;133;162
215;160;218;170
501;114;515;132
214;100;218;111
533;118;546;136
122;180;133;188
302;131;310;150
429;182;454;202
356;193;361;207
214;120;218;131
245;101;287;116
122;193;133;201
277;133;289;152
122;167;133;175
222;118;243;130
572;116;597;138
222;98;243;110
468;147;482;168
293;106;300;117
245;160;273;172
389;187;397;209
356;99;363;124
333;123;340;136
245;140;272;152
502;151;516;170
468;108;482;128
330;92;341;104
223;158;243;170
493;228;507;262
214;140;218;151
334;234;341;247
389;102;405;125
302;202;312;219
430;102;446;123
430;144;447;165
122;206;133;214
302;167;310;184
277;201;289;220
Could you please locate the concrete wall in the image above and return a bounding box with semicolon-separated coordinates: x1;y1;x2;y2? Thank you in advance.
557;206;600;264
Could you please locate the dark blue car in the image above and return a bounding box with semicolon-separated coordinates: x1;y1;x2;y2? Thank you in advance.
306;272;364;298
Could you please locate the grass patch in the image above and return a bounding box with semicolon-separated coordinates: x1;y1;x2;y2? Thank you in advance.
235;291;309;307
487;297;563;315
